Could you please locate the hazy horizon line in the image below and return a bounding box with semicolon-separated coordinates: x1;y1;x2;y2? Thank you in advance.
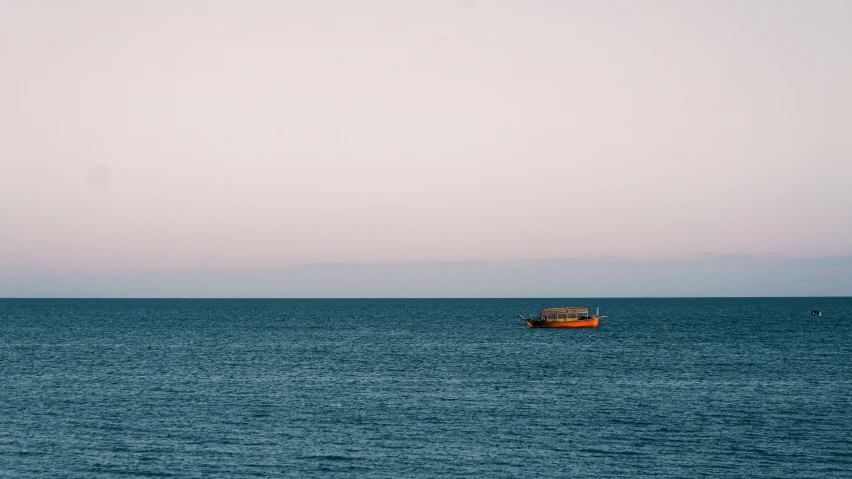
3;253;850;298
2;296;850;300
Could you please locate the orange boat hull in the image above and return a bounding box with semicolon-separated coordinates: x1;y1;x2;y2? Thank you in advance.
525;317;599;328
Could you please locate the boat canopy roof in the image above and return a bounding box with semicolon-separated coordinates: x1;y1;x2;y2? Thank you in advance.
541;307;588;314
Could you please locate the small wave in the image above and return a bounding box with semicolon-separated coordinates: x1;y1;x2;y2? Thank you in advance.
577;448;647;457
299;454;360;462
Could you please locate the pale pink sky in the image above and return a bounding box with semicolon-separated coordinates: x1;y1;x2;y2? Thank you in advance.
1;1;851;292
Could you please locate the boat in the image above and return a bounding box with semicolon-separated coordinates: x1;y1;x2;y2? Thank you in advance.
520;306;605;328
811;310;822;316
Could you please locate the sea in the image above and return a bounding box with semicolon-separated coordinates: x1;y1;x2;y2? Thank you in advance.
1;298;850;478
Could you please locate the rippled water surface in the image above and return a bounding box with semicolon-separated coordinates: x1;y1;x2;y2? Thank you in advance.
2;298;851;478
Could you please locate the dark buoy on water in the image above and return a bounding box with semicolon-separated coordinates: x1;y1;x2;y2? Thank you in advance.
811;310;822;316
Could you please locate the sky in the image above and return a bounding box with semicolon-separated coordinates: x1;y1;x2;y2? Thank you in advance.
1;0;851;297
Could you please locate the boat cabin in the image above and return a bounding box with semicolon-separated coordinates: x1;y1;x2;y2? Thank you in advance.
539;307;591;321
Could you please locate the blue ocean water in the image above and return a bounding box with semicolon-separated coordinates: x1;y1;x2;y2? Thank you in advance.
1;298;851;478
